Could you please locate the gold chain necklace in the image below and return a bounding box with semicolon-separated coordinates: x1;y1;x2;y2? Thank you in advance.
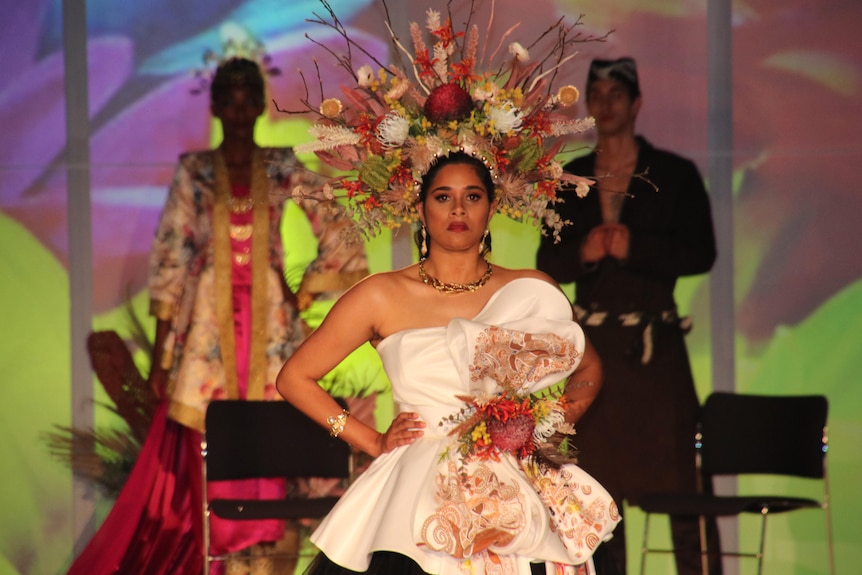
418;260;493;294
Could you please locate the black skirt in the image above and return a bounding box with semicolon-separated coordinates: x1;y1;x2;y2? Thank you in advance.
303;546;621;575
304;551;547;575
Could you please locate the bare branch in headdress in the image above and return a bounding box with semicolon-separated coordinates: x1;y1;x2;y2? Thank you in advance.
488;23;522;64
457;0;479;62
379;0;409;73
272;67;316;115
308;0;391;79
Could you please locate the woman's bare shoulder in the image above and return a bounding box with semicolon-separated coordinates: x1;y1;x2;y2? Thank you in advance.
340;266;418;304
312;270;408;339
331;267;422;343
353;266;416;287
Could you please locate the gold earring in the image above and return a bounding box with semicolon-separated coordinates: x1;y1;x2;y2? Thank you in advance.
479;228;489;254
421;225;428;258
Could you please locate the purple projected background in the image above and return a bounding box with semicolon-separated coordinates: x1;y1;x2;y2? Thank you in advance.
1;0;860;573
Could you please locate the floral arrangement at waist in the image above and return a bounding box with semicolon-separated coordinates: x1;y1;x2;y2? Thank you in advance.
439;390;577;463
284;1;605;241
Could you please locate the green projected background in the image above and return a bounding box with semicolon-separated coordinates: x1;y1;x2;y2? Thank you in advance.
1;0;860;573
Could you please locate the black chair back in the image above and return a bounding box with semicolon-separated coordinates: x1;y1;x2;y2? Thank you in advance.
204;400;351;482
700;392;827;479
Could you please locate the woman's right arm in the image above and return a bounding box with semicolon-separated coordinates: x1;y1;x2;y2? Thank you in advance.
276;275;424;456
563;336;603;424
147;158;196;398
148;318;171;399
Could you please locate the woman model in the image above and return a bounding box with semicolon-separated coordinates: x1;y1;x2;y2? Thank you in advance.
67;57;367;575
277;152;619;575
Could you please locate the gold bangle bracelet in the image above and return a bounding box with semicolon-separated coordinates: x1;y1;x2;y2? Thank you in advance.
326;409;350;438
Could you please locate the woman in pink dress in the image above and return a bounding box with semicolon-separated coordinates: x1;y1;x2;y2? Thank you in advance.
67;57;367;575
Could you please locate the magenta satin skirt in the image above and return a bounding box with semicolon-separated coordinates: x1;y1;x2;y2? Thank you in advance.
67;402;201;575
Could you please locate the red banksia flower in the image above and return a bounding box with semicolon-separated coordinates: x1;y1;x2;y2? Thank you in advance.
424;83;473;124
487;413;535;453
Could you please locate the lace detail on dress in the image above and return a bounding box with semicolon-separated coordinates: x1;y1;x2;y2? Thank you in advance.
522;462;621;563
470;327;579;389
421;460;526;559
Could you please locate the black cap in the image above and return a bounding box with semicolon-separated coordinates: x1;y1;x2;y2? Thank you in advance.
587;57;640;99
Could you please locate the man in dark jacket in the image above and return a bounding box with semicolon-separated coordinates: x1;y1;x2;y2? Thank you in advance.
537;57;722;575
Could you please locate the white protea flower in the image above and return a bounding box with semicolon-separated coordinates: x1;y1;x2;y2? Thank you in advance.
488;102;524;134
533;404;566;442
376;112;410;148
356;64;374;87
508;42;530;62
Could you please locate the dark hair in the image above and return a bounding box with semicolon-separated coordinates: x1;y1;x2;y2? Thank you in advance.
415;151;495;258
586;57;641;101
210;57;265;106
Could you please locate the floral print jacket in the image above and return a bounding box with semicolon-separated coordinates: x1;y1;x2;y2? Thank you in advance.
149;148;367;431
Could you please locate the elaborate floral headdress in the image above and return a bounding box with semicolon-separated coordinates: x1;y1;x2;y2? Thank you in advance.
287;1;604;241
190;25;281;95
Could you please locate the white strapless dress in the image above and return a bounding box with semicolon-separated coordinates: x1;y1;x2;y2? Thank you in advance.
311;278;620;575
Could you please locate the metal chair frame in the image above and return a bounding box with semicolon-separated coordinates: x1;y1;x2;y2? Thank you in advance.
638;392;834;575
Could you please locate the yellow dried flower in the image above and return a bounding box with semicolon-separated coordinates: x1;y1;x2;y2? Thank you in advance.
532;400;552;418
319;98;343;118
471;422;490;444
511;87;525;106
557;85;580;106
